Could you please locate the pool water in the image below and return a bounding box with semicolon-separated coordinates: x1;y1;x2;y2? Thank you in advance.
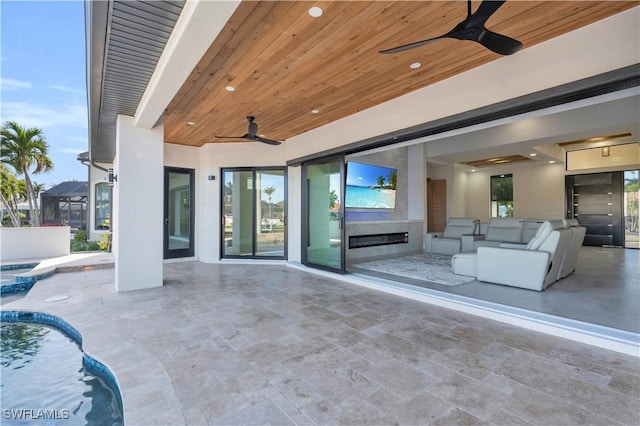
1;323;123;425
1;268;33;284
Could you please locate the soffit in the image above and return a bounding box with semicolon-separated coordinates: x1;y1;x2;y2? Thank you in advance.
164;1;638;147
88;0;185;162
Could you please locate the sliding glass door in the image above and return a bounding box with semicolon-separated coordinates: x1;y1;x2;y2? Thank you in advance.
221;168;286;259
302;156;345;273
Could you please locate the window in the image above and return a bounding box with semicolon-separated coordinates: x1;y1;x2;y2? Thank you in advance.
95;182;110;230
491;174;513;217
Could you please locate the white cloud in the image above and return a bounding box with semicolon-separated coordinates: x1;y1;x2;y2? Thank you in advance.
1;77;32;91
51;85;85;96
59;148;86;155
2;100;87;130
66;136;88;144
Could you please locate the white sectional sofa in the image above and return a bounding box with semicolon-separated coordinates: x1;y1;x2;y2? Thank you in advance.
451;219;586;291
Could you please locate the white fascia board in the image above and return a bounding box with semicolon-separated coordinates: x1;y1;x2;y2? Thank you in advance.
134;0;241;129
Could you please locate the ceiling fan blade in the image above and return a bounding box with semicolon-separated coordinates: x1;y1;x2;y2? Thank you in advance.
468;0;506;28
477;29;522;55
379;35;444;54
215;134;249;139
254;136;282;146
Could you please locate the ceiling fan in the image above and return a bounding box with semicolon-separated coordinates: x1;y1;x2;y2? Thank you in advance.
215;116;282;145
379;0;522;56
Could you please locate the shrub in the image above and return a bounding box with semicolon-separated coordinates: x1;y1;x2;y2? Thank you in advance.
97;232;110;251
70;230;103;252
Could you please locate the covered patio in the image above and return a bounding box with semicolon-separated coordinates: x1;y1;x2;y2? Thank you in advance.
3;259;638;425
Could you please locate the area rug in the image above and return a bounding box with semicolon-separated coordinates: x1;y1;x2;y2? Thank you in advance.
352;253;475;286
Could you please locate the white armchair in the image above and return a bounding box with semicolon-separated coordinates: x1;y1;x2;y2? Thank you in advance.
425;217;479;255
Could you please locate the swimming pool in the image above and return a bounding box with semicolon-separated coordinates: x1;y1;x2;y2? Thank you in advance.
1;311;123;425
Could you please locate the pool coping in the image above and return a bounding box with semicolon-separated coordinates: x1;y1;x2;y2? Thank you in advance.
1;253;115;296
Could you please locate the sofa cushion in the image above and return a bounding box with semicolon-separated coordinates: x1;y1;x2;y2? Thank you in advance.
526;220;563;250
484;218;523;243
442;218;477;239
562;218;580;228
522;220;545;243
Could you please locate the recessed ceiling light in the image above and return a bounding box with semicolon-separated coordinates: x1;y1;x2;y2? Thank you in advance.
410;62;421;69
311;109;320;114
529;153;537;157
308;6;323;17
549;160;555;164
187;121;195;126
471;169;477;172
225;86;236;92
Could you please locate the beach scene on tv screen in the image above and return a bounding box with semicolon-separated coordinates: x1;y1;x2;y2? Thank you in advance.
345;162;397;209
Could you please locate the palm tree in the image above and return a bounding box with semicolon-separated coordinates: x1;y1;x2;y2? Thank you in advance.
263;186;276;219
0;164;21;226
1;121;53;226
377;175;385;188
387;170;397;190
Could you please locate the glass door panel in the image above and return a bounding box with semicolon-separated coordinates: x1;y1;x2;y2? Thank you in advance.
256;170;286;257
303;157;344;272
223;170;253;257
222;168;287;259
624;170;639;249
164;168;194;259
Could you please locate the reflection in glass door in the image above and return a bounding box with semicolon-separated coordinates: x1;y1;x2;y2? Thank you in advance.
302;157;344;272
222;168;286;258
624;170;639;248
164;167;194;259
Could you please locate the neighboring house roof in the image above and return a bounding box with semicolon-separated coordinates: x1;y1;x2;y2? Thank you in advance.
42;181;88;198
76;151;90;162
85;1;185;162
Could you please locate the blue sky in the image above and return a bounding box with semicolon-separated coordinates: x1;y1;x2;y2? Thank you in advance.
1;1;88;189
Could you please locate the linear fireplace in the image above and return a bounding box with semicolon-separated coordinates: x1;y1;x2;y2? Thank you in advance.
349;232;409;249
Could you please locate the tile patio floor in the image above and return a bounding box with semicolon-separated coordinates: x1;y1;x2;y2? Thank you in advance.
2;261;639;425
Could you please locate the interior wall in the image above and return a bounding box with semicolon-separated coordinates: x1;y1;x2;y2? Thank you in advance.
567;143;640;172
463;162;566;222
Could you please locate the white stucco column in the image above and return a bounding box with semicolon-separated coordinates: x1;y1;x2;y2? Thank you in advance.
407;144;426;221
113;115;164;291
287;165;302;263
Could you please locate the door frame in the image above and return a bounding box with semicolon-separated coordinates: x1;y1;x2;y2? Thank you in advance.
301;155;346;274
163;167;195;259
219;167;288;260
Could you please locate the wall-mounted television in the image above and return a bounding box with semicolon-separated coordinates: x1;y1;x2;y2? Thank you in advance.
345;161;397;209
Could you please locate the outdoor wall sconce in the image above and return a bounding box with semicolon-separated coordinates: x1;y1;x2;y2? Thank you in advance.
602;146;610;157
108;168;118;187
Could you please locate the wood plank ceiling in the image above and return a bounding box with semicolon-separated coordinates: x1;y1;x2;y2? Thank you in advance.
164;1;637;147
